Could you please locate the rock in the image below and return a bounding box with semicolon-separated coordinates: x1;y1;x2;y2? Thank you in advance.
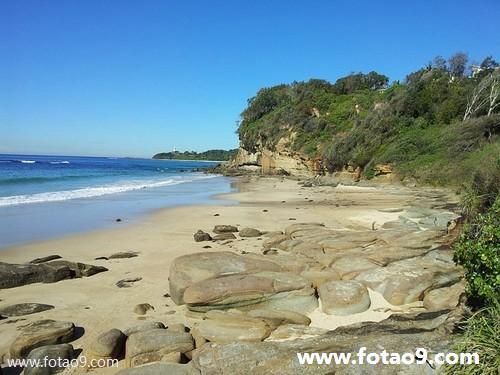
183;271;315;312
29;255;62;264
0;303;54;317
116;277;142;288
169;252;281;305
0;261;107;289
125;329;194;367
330;257;381;279
88;328;126;362
423;280;466;310
300;270;341;288
355;254;462;305
265;324;329;342
193;230;212;242
24;344;76;375
213;225;238;234
193;310;273;343
319;280;371;315
262;234;288;249
109;251;139;259
10;320;75;358
212;233;236;241
190;310;460;375
116;362;200;375
123;322;166;336
238;228;262;237
247;308;311;327
134;303;154;315
168;323;187;333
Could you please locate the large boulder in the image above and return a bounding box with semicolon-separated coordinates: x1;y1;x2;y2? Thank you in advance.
116;362;200;375
213;225;238;234
183;271;315;312
24;344;76;375
319;280;371;315
10;320;75;359
87;328;126;363
0;260;107;289
125;329;194;367
168;252;281;305
0;303;54;317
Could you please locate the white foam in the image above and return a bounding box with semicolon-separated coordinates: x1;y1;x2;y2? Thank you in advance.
49;161;70;164
19;160;36;164
0;175;218;207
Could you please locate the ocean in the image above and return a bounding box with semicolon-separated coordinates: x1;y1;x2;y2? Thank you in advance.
0;154;233;248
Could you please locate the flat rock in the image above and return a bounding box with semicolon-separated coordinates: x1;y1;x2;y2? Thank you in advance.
193;310;273;343
213;225;238;234
10;320;75;359
168;252;281;305
123;322;166;336
265;324;329;342
125;329;194;367
238;228;262;237
0;261;107;289
116;362;200;375
247;308;311;327
24;344;76;375
109;251;139;259
300;270;341;288
423;280;466;310
193;230;212;242
319;280;371;315
88;328;126;361
0;303;55;317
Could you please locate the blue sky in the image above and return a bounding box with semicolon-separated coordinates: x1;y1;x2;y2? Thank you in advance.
1;0;499;158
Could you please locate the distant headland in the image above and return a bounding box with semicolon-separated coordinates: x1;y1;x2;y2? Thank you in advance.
152;149;238;161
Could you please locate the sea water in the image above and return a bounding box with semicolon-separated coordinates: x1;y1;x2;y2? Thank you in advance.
0;154;233;248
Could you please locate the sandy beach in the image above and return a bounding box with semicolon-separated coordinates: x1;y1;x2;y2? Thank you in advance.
0;176;459;373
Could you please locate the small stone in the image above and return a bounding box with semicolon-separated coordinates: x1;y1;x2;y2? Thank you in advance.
29;255;62;264
134;303;154;315
109;251;139;259
88;329;126;362
24;344;76;375
116;218;122;222
213;233;237;241
116;277;142;288
193;230;212;242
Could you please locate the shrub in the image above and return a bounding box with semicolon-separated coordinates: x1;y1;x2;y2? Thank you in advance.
445;301;500;375
453;196;500;306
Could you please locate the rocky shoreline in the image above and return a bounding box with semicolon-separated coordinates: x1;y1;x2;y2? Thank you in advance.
0;176;467;374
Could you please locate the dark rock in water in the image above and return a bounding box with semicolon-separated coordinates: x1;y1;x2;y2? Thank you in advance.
29;255;62;264
202;245;212;249
193;230;212;242
0;261;108;289
0;303;55;317
116;218;122;222
109;251;139;259
134;303;154;315
213;233;237;241
116;277;142;288
24;344;76;375
10;320;75;359
213;225;238;234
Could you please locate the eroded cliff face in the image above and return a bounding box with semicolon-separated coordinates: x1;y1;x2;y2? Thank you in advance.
231;136;322;177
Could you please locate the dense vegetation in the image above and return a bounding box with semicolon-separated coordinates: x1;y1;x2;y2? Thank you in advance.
152;149;238;161
237;54;500;198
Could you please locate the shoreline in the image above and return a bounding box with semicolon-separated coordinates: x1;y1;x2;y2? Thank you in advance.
0;175;461;372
